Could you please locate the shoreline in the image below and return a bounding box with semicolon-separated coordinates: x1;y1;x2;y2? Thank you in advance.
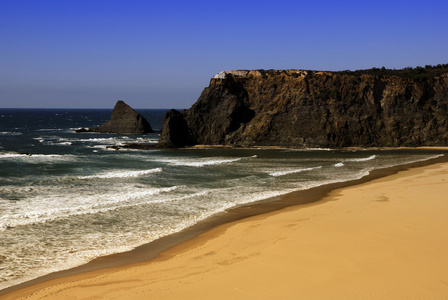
1;153;448;298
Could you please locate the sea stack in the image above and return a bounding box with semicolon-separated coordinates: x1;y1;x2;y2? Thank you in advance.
77;101;153;134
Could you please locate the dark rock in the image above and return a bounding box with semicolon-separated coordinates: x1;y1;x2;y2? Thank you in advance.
76;101;153;134
121;143;157;150
106;146;121;151
158;109;196;147
158;68;448;148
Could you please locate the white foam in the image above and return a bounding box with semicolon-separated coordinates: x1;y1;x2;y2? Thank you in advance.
36;138;73;146
161;155;256;167
91;145;110;150
0;153;66;159
269;166;322;177
334;162;344;167
296;169;372;192
78;137;123;142
346;155;376;162
0;152;30;158
382;154;444;168
286;148;333;151
54;137;130;146
56;142;73;146
0;131;22;136
0;190;215;290
162;157;242;167
0;185;178;230
78;168;162;179
36;128;63;132
0;153;76;164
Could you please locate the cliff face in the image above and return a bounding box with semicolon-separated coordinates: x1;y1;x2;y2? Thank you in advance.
77;101;153;134
158;69;448;148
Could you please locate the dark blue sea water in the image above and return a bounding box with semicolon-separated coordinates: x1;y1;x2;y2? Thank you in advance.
0;109;445;290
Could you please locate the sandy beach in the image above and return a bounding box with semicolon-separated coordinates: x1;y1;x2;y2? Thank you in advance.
2;161;448;299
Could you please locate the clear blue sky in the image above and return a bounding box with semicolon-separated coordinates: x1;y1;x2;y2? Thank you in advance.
1;0;447;109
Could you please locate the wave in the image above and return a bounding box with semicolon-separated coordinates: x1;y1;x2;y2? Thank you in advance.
91;145;116;150
0;153;74;161
34;137;128;145
74;137;156;143
269;166;322;177
334;162;344;167
77;137;127;143
345;155;376;162
0;131;22;136
0;152;32;158
161;156;256;167
33;138;73;146
135;137;160;144
0;186;178;230
59;136;158;147
35;128;66;132
58;137;127;145
77;168;162;179
0;152;60;158
286;148;333;151
33;137;45;143
385;154;444;167
172;158;242;167
55;141;73;146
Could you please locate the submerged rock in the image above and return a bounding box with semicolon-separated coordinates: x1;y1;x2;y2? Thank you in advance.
77;101;153;134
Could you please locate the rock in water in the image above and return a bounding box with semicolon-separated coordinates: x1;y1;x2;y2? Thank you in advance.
158;67;448;148
157;109;196;147
77;101;153;134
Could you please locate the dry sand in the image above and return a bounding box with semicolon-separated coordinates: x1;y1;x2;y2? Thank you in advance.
2;162;448;299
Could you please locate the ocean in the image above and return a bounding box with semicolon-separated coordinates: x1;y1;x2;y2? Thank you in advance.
0;108;446;290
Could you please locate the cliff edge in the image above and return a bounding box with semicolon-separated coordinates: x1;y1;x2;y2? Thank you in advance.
158;66;448;148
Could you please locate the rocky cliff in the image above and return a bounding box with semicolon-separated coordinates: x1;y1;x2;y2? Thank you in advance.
158;67;448;148
77;100;153;134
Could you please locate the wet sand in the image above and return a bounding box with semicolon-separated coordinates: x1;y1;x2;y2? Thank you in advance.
2;161;448;299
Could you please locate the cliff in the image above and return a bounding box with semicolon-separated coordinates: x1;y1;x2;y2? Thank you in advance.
158;67;448;148
77;101;153;134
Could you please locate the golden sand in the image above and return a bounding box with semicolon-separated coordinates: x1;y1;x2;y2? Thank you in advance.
3;163;448;299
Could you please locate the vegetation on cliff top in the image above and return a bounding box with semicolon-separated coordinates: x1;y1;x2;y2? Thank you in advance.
338;64;448;80
251;64;448;81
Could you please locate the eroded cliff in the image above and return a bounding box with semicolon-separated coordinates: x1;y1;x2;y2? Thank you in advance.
158;67;448;148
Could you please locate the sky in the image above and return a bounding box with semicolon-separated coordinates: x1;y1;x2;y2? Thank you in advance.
1;0;447;109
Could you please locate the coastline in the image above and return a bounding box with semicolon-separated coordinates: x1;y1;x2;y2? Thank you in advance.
1;154;448;299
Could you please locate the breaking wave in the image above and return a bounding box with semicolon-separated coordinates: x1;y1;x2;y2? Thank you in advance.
77;168;162;179
0;186;178;230
161;155;256;167
0;131;22;136
346;155;376;162
269;166;322;177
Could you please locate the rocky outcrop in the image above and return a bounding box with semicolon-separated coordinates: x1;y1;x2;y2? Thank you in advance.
157;109;196;147
158;67;448;148
77;101;153;134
